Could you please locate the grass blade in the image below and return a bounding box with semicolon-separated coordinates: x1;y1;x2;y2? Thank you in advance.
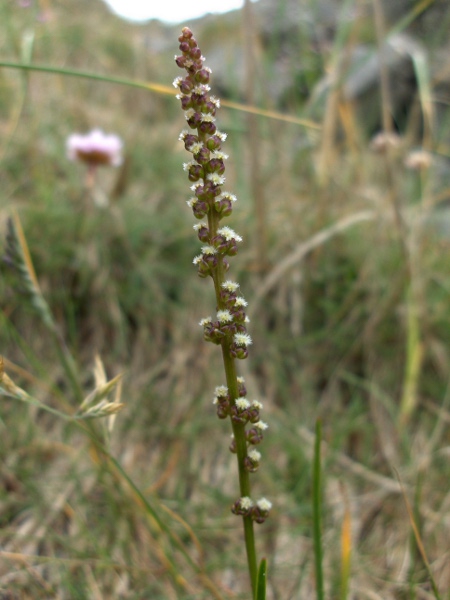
396;471;442;600
339;495;352;600
313;419;325;600
255;557;267;600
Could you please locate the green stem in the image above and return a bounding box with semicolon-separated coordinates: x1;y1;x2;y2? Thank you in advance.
0;60;171;94
0;61;319;129
50;327;84;405
313;419;325;600
204;194;257;592
221;339;258;594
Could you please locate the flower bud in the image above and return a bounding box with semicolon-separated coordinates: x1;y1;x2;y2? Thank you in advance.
195;68;210;84
231;496;253;517
192;201;209;219
191;92;207;110
231;307;246;323
194;146;210;165
180;27;193;39
194;223;210;243
244;455;259;473
187;112;203;128
205;158;225;175
232;347;248;359
216;403;229;419
214;198;233;217
179;95;192;110
251;498;272;523
246;427;263;445
225;240;238;256
188;164;203;182
175;55;186;68
247;406;260;423
199;120;217;135
182;134;197;149
237;378;247;397
230;405;248;425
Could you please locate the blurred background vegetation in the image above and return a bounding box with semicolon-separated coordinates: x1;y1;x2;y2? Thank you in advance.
1;0;450;597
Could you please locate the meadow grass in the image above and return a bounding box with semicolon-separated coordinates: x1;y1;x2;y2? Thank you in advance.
1;0;450;598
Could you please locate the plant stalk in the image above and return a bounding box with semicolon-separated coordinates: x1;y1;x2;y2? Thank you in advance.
206;179;258;593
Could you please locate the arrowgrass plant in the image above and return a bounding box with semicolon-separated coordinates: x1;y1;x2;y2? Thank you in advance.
2;1;450;597
174;26;271;596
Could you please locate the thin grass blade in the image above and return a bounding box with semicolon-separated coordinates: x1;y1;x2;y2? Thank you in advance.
313;419;325;600
255;557;267;600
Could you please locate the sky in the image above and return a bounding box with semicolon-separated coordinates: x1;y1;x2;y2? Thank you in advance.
103;0;251;23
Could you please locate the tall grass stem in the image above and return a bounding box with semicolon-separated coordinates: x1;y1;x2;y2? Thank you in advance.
313;419;324;600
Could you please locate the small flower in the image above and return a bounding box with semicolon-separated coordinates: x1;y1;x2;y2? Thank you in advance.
255;420;268;431
215;385;228;397
201;245;217;256
369;131;402;153
193;84;211;94
211;151;228;161
256;498;272;512
248;449;261;462
206;173;225;185
66;129;123;167
183;160;197;171
245;448;261;472
217;226;242;242
234;333;252;347
217;310;233;323
222;280;240;292
199;317;212;326
217;192;237;203
231;496;254;516
235;397;250;410
251;400;263;410
251;498;272;523
188;141;204;154
239;496;253;511
234;298;248;310
404;149;432;171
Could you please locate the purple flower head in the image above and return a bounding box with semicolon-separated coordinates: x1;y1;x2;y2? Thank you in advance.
66;129;123;167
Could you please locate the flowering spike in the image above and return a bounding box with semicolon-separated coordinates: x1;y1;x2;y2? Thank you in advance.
175;27;270;591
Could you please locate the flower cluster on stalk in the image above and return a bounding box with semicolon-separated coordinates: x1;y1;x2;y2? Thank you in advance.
175;27;270;523
174;28;252;359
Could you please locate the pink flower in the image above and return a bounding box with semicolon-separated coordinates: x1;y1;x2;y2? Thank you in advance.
66;129;123;167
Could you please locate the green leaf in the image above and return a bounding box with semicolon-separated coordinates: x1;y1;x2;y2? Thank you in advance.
254;558;267;600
